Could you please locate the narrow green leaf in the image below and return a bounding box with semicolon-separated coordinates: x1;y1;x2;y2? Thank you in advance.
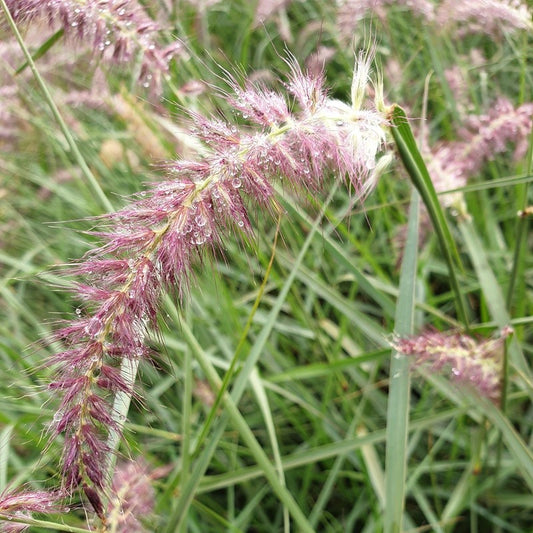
478;398;533;492
15;29;64;75
384;190;419;533
389;104;470;328
458;218;531;380
162;190;337;532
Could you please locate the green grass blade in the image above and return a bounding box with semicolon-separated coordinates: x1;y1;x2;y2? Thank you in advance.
249;368;290;532
478;398;533;492
458;218;531;381
0;0;113;212
15;29;64;74
163;190;337;532
176;319;315;533
384;190;419;533
389;104;470;328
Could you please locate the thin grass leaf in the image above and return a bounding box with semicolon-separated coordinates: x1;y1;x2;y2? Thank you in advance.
0;0;113;212
458;218;532;381
249;368;290;532
15;29;64;75
162;190;337;532
384;190;419;533
388;104;470;328
174;318;315;533
477;398;533;493
0;426;13;492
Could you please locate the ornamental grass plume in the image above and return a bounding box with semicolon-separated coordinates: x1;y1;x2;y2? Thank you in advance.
0;488;66;532
394;330;507;404
3;0;182;89
436;0;532;37
103;458;165;533
106;459;170;533
337;0;434;39
44;49;392;515
427;98;533;211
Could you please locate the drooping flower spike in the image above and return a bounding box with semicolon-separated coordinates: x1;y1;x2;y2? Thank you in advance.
4;0;182;89
394;329;509;403
0;488;66;532
44;50;392;509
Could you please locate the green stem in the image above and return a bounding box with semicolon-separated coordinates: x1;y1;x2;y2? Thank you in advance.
178;343;193;533
104;357;141;476
0;1;113;212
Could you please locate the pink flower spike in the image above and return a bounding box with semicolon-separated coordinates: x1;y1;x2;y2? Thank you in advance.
40;49;391;504
106;459;170;533
0;488;66;532
4;0;182;91
394;329;507;403
437;0;532;37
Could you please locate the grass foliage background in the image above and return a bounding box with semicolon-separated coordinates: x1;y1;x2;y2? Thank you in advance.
1;1;532;531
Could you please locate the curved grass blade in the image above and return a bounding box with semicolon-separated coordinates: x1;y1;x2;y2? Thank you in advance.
388;104;470;329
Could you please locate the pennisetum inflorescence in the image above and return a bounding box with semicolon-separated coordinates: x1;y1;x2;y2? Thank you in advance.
42;47;392;516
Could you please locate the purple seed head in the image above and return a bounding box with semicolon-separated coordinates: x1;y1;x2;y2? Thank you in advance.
106;459;169;532
43;50;391;500
4;0;182;90
0;488;66;532
394;329;509;403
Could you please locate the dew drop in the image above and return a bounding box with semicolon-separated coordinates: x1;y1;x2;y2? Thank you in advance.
237;220;244;228
195;215;206;227
71;21;78;27
75;308;82;316
231;177;242;189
